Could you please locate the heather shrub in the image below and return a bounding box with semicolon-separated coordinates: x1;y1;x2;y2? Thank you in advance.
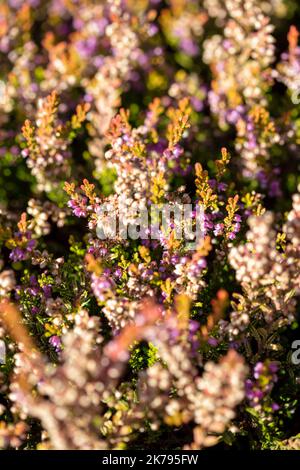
0;0;300;450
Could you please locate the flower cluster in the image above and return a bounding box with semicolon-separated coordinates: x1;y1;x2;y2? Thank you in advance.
246;360;279;411
203;0;276;123
21;92;90;192
0;300;247;450
228;187;300;338
0;0;300;452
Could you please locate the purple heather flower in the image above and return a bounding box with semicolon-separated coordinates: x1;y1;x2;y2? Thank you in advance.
233;222;241;233
214;223;224;236
247;361;279;409
170;254;180;265
208;337;219;347
189;320;200;334
95;18;108;35
227;109;242;124
91;273;115;302
254;362;264;379
228;232;236;240
21;148;29;158
68;198;88;218
203;214;214;232
208;179;217;189
76;37;98;57
218;182;227;192
114;268;122;278
268;363;278;374
269;180;281;198
180;39;199;57
169;327;180;342
27;239;36;252
148;24;159;37
49;336;62;353
93;56;105;68
28;286;40;297
190;97;203;112
31;306;39;315
29;275;38;286
197;258;207;269
9;0;40;7
43;285;52;299
10;247;26;262
99;248;108;257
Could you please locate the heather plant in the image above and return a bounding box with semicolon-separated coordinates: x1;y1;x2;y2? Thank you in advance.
0;0;300;452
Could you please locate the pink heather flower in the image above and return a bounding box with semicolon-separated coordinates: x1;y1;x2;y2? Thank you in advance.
91;273;116;302
228;232;237;240
67;198;88;218
9;234;36;262
214;223;224;236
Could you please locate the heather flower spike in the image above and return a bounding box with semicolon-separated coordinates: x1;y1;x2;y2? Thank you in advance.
0;0;299;453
